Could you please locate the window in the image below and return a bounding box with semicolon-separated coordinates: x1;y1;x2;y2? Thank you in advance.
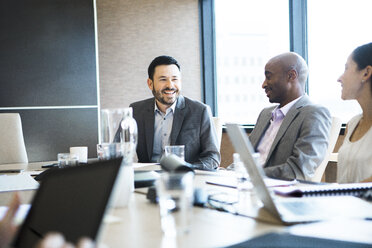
204;0;372;125
214;0;289;124
307;0;372;122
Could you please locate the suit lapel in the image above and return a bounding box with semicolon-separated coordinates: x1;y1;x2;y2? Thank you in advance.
265;96;309;165
170;95;185;144
252;110;272;149
145;100;155;160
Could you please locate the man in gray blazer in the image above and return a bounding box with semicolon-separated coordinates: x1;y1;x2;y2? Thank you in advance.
127;56;220;171
249;52;331;180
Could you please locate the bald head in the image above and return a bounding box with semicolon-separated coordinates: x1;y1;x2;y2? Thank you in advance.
262;52;308;107
268;52;308;87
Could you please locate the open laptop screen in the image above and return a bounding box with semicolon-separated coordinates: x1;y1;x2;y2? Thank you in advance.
13;157;122;248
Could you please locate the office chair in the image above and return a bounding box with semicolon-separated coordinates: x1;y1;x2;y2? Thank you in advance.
0;113;28;164
212;117;223;151
311;116;342;182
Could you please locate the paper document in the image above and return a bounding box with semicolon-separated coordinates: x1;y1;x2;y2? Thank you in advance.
133;162;159;168
0;174;39;192
206;176;296;189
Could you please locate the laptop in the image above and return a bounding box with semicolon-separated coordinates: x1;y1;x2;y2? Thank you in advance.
12;157;123;248
0;163;27;173
226;123;372;224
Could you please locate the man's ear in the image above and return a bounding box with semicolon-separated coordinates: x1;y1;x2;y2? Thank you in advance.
147;78;153;91
288;69;298;81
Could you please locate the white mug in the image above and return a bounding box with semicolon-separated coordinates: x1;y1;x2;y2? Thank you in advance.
70;146;88;163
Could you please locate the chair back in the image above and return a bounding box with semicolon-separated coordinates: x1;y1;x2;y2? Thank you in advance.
0;113;28;164
212;117;223;151
311;116;342;182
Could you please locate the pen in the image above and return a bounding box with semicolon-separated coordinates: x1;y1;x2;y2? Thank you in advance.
41;163;59;168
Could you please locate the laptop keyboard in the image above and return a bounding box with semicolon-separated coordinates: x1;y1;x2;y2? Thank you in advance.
278;201;315;215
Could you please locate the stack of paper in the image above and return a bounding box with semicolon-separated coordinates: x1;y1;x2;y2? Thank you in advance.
0;174;39;192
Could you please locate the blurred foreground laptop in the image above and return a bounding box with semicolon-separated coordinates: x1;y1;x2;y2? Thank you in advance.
226;123;372;225
12;157;123;248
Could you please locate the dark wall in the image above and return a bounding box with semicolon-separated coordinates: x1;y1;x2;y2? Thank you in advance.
0;0;98;161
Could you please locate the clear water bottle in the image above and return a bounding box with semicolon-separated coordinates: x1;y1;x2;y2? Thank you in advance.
99;107;138;163
120;107;138;164
100;107;138;208
100;108;126;143
233;153;250;192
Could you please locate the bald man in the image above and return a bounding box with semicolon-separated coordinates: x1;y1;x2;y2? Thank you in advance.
249;52;332;180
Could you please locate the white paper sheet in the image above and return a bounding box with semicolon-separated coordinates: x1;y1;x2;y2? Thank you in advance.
0;174;39;192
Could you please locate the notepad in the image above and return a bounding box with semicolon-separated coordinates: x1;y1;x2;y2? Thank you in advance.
274;182;372;197
0;174;39;192
206;177;296;189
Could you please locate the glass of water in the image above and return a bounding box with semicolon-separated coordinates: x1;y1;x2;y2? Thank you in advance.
156;172;194;237
57;153;79;168
164;145;185;161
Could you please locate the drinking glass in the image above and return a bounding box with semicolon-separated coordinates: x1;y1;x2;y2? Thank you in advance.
164;145;185;161
57;153;79;168
156;172;194;237
97;143;124;160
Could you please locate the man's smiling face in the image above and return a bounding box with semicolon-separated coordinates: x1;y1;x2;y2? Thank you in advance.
148;64;182;109
262;59;291;107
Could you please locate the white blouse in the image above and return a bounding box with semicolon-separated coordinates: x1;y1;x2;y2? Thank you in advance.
337;114;372;183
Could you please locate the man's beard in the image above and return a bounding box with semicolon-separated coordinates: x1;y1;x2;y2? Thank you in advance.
152;88;179;106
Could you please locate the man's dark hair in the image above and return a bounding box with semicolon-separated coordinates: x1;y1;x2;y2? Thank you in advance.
148;55;180;80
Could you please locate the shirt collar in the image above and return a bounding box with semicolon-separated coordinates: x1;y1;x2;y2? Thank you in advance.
154;99;177;114
277;95;303;116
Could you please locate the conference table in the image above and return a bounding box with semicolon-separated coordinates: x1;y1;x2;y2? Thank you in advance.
99;166;285;248
99;187;282;247
1;162;372;247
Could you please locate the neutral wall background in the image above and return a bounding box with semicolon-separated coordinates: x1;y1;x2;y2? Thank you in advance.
96;0;202;109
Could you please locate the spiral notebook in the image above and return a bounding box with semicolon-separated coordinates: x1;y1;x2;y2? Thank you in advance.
274;182;372;197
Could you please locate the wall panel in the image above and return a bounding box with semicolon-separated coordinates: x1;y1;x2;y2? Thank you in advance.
96;0;201;109
0;0;98;162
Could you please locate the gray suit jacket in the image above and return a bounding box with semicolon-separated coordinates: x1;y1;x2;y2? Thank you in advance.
129;95;220;170
249;95;331;180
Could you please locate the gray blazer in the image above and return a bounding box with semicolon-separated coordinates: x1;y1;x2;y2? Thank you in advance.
129;95;220;171
249;95;331;180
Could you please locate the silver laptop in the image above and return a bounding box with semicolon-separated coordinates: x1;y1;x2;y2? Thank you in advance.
0;163;27;173
226;123;372;224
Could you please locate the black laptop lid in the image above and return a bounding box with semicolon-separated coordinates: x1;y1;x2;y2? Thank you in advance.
13;157;122;248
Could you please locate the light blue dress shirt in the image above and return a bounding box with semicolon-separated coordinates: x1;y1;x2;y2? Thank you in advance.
151;101;177;162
